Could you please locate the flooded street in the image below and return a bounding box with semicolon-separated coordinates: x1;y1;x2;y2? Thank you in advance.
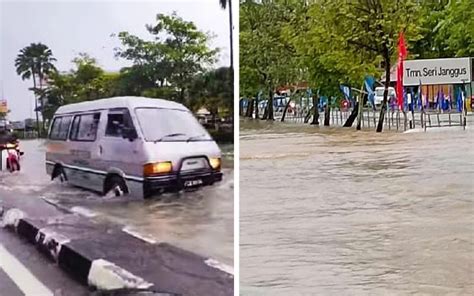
0;140;233;265
240;119;473;295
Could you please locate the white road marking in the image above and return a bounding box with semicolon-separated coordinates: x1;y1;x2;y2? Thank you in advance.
204;258;234;276
0;244;53;296
70;206;97;218
122;226;157;244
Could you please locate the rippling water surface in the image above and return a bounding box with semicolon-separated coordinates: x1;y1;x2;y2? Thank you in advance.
240;119;473;295
0;140;233;265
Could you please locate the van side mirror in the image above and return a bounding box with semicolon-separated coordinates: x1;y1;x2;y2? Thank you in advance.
122;127;137;141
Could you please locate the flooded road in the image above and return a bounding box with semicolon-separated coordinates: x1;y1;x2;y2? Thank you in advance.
240;119;473;295
0;140;233;266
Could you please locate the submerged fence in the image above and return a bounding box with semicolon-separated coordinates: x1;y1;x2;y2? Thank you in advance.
241;104;468;132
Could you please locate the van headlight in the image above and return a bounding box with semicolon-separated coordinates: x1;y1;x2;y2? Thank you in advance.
209;157;221;170
144;161;173;176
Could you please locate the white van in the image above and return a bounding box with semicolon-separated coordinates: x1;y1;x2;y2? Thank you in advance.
45;97;223;198
374;87;396;106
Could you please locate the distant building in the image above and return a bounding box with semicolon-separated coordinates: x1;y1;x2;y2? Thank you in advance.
381;57;473;111
196;107;213;124
10;121;25;130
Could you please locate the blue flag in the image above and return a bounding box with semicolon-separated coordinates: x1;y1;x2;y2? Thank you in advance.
364;76;376;110
418;81;423;111
339;85;352;104
457;89;463;112
436;90;442;110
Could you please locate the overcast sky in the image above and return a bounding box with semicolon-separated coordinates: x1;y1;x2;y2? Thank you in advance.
0;0;232;120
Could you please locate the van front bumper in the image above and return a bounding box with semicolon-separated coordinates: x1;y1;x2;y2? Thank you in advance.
143;170;223;196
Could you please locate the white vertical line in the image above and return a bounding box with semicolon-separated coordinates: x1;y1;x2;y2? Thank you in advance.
232;0;240;295
0;244;53;296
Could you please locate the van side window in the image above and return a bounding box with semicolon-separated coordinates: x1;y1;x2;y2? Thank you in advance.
70;113;101;141
69;115;80;140
49;117;62;140
105;109;134;137
49;116;72;140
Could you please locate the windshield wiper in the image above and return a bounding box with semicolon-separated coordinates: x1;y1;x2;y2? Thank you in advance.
154;133;186;143
186;134;207;142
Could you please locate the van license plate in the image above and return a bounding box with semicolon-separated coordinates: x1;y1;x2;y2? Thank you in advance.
184;179;203;187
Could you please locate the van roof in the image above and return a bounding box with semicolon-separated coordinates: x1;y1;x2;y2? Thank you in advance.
55;96;187;115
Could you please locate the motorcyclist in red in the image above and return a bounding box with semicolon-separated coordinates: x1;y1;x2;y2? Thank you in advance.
0;126;21;172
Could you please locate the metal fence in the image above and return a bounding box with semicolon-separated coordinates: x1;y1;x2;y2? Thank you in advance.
241;104;468;132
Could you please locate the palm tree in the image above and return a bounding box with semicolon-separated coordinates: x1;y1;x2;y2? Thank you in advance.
219;0;233;70
15;43;56;136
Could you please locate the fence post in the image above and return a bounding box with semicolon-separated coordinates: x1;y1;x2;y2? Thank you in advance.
423;112;431;132
403;112;408;131
396;111;399;130
388;111;391;130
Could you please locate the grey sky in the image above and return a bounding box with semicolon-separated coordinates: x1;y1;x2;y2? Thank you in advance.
0;0;232;120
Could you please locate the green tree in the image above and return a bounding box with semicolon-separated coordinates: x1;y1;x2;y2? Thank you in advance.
38;53;123;123
15;43;57;136
289;1;379;126
189;67;233;121
240;0;302;120
412;0;474;59
116;13;218;104
306;0;421;132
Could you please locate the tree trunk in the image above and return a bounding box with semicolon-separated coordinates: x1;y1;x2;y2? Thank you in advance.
39;73;46;134
343;102;359;127
281;97;292;122
32;71;41;138
228;0;234;70
246;99;254;117
356;98;362;131
267;88;274;120
324;104;330;126
255;96;259;119
179;88;185;104
212;108;218;130
310;94;320;125
376;48;391;132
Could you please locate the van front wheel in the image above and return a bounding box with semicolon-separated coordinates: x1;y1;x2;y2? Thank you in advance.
104;175;128;197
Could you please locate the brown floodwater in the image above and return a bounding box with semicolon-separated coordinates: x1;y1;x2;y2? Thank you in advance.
0;140;233;266
240;118;473;295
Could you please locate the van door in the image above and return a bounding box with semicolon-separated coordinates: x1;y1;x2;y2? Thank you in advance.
67;112;103;192
99;108;143;187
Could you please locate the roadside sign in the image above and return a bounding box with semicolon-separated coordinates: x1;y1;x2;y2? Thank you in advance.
403;57;472;86
0;100;7;113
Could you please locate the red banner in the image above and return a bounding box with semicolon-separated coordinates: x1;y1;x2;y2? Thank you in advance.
396;31;407;109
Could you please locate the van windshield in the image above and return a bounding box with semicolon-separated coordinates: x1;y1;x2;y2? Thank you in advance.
135;108;212;142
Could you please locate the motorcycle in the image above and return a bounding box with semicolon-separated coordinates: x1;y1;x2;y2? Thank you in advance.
0;141;23;172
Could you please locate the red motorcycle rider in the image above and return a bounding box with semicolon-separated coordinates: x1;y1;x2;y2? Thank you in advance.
0;128;21;172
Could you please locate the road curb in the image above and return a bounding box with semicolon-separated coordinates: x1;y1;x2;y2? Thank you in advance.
1;207;155;292
0;206;233;295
